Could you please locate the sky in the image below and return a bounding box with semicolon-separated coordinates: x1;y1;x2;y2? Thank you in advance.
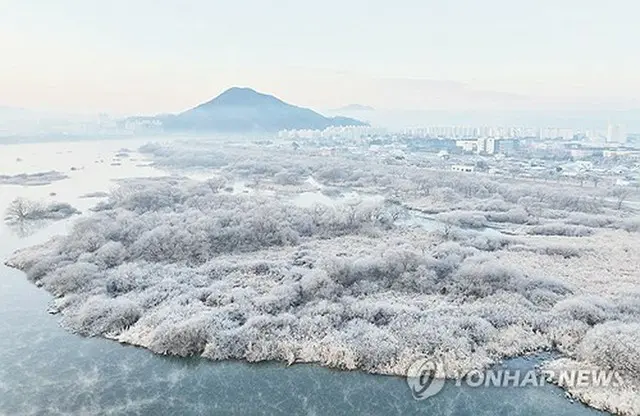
1;0;639;114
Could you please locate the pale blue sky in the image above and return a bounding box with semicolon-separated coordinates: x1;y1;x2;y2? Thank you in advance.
1;0;638;113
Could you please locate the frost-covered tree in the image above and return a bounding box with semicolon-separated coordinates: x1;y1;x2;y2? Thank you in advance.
4;197;79;224
4;197;38;222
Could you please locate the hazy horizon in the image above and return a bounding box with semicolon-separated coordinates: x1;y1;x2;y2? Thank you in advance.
2;0;640;115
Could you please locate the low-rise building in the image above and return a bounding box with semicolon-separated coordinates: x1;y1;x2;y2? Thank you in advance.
455;140;477;153
451;164;475;173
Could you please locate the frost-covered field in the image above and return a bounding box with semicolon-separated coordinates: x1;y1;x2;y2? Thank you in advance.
6;140;640;416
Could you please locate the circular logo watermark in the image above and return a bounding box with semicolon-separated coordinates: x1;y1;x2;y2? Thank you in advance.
406;358;446;400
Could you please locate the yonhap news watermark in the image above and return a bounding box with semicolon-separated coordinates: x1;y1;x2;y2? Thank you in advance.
406;358;625;400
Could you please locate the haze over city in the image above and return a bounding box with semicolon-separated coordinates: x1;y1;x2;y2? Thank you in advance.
2;0;639;114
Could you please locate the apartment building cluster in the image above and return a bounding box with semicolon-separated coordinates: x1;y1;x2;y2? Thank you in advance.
454;137;521;155
402;124;629;144
402;126;537;139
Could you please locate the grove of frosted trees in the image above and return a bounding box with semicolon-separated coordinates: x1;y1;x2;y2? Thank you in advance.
6;141;640;416
4;197;79;223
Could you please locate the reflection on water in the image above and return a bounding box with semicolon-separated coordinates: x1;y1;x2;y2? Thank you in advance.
0;139;609;415
5;218;51;238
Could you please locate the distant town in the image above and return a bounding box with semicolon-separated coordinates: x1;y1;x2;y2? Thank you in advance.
275;123;640;191
2;112;638;191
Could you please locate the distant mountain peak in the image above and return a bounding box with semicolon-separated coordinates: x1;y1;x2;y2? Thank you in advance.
155;87;367;133
193;87;286;110
224;86;255;94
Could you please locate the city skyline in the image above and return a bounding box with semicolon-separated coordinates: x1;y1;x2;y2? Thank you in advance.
2;0;640;114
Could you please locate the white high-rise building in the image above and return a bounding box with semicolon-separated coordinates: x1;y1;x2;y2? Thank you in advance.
607;123;627;144
477;137;497;154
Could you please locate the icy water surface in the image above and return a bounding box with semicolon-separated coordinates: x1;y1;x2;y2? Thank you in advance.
0;139;608;415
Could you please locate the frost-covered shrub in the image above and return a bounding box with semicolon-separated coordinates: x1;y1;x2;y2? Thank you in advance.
437;211;487;229
70;295;141;336
204;285;257;308
618;217;640;233
534;243;582;258
392;265;439;293
613;292;640;318
131;225;188;262
136;278;187;309
104;263;152;296
64;218;111;255
41;202;80;219
299;269;340;300
527;223;594;237
41;262;100;296
24;255;69;283
149;317;210;356
521;277;573;307
451;230;513;251
322;248;427;290
469;293;538;329
544;318;591;353
543;194;604;214
112;181;187;213
474;199;515;213
256;284;304;314
456;316;495;345
566;213;617;228
429;187;463;205
332;320;400;371
525;288;564;307
485;207;530;224
451;258;522;298
577;322;640;377
552;296;616;326
95;241;126;268
428;254;467;283
204;176;227;193
430;241;478;261
325;256;390;287
274;170;305;185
